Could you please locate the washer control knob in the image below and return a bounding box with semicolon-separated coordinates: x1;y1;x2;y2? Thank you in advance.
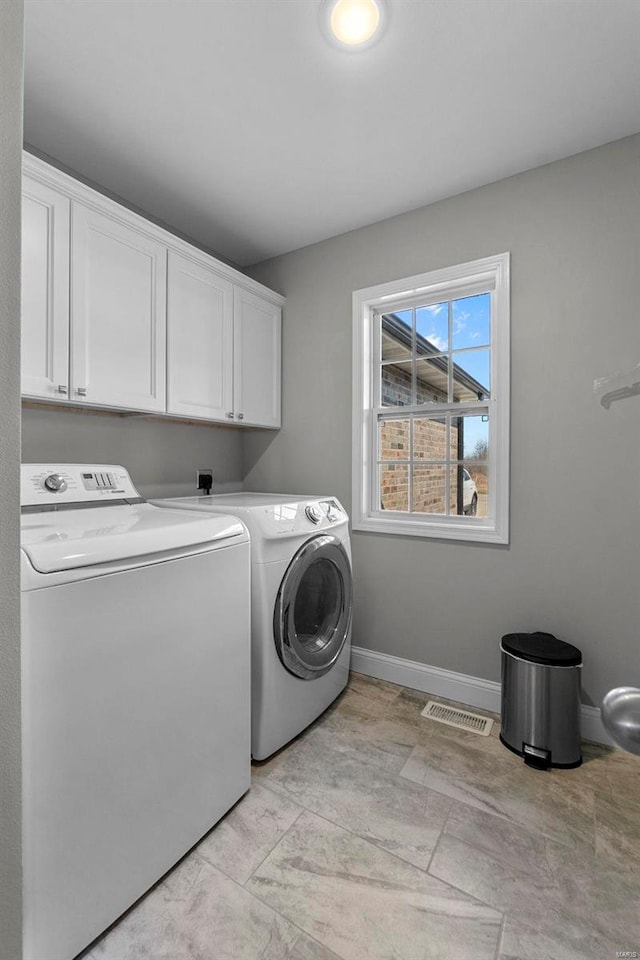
305;505;322;524
44;473;67;493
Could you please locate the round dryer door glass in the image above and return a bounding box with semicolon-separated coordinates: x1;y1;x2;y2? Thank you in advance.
274;534;352;680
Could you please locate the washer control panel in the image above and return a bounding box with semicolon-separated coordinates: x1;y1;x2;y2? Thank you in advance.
81;470;118;491
21;464;139;507
43;473;68;493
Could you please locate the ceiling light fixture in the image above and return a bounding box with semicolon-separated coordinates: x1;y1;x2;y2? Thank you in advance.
320;0;387;51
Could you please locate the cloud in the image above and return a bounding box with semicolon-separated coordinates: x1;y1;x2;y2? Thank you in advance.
453;310;470;336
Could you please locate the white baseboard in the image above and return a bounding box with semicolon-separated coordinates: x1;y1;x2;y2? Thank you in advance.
350;645;614;747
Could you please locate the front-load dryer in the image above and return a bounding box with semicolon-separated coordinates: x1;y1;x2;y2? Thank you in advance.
152;493;352;759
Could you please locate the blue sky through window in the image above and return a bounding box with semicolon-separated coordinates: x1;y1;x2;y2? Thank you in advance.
382;292;491;456
452;293;490;350
416;303;448;352
414;293;490;354
454;349;490;397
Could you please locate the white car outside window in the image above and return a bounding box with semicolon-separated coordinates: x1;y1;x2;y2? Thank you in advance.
462;469;478;515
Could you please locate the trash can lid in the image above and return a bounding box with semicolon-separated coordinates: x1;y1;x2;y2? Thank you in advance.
501;632;582;667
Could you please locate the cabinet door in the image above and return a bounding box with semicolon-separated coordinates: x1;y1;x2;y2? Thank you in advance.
71;204;166;412
233;288;281;428
21;178;70;400
167;252;234;421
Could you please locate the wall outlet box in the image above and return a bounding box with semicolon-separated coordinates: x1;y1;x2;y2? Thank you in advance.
196;469;214;493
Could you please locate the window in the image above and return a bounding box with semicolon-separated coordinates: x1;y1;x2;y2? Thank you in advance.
352;253;510;543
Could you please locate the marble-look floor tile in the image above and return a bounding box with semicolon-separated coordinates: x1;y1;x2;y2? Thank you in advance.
347;672;404;703
401;737;596;850
549;854;640;956
81;674;640;960
585;744;640;873
398;733;515;791
578;740;640;794
595;785;640;874
430;800;640;959
582;738;639;766
247;810;503;960
196;782;303;885
579;860;640;953
429;802;572;920
479;762;595;848
88;851;327;960
301;708;417;775
498;855;640;960
327;682;395;722
254;732;452;871
498;915;614;960
286;935;344;960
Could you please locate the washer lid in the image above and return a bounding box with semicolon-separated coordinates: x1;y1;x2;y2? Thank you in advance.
21;503;246;573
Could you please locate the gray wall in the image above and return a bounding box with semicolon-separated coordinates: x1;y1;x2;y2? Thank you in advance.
0;2;24;957
22;407;244;499
246;136;640;707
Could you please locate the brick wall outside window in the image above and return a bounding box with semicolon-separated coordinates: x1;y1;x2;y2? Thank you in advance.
380;363;459;513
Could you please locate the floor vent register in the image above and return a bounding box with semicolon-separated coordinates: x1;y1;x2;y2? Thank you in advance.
420;701;494;736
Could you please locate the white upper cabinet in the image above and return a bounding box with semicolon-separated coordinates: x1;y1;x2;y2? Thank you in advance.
21;178;70;400
233;288;281;428
168;254;282;427
71;205;167;412
167;252;234;420
21;154;284;426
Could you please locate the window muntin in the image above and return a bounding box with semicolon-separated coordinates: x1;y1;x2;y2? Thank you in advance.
352;254;509;543
380;294;491;408
376;293;491;519
377;411;489;518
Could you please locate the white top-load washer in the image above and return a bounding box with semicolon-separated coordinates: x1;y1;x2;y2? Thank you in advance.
151;493;352;760
21;465;251;960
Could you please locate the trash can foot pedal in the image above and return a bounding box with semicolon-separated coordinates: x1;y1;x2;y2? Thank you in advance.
523;744;551;770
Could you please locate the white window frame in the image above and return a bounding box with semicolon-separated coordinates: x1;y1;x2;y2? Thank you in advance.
352;253;510;544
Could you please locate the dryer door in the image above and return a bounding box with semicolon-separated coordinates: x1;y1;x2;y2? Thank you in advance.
273;534;352;680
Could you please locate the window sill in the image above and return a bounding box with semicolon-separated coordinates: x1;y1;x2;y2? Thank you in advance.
352;514;509;544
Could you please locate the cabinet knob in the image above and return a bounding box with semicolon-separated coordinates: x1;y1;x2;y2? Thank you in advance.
55;384;68;395
227;412;234;419
76;387;87;397
237;413;244;420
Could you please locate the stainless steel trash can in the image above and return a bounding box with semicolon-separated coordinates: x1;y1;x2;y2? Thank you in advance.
500;632;582;769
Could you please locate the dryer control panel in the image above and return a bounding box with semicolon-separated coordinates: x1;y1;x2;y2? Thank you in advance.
258;497;347;539
319;499;345;524
21;464;139;507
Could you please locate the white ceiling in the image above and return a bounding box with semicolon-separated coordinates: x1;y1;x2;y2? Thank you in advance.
24;0;640;267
